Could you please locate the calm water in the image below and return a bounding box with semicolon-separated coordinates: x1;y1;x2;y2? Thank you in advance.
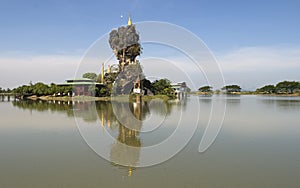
0;95;300;188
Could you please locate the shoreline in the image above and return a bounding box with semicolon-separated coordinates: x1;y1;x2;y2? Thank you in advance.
21;92;300;102
25;94;172;102
190;92;300;97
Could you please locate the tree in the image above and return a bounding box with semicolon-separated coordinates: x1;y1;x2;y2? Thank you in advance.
198;86;213;93
275;81;300;94
98;86;111;97
12;85;33;95
256;85;276;94
0;86;2;93
142;78;154;94
104;72;118;84
83;72;97;81
152;79;175;98
31;82;50;96
221;85;241;93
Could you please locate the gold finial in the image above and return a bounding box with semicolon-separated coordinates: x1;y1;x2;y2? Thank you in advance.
128;15;132;26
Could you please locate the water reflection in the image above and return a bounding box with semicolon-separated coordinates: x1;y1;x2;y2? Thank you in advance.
110;102;143;176
12;100;74;117
4;96;300;187
259;97;300;111
12;98;187;176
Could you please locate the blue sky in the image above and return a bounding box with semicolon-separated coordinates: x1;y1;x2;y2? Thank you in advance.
0;0;300;89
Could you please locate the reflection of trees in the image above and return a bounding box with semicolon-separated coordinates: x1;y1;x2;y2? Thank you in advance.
12;100;74;117
261;98;300;110
199;97;212;103
226;98;241;104
11;98;184;125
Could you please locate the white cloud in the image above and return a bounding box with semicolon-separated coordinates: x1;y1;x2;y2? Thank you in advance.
218;46;300;72
1;45;299;90
216;46;300;90
0;55;81;88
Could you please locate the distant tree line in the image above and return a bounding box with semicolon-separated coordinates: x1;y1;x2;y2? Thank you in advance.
256;81;300;94
12;82;73;96
198;84;241;94
198;81;300;95
0;86;11;93
9;77;300;98
10;71;176;98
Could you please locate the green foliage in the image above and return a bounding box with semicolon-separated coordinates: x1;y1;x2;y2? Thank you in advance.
256;85;276;94
82;72;97;81
104;72;118;84
152;79;175;98
98;86;111;97
32;82;51;96
12;84;33;95
275;81;300;94
152;79;171;94
221;85;241;93
198;86;213;92
12;82;73;96
256;81;300;94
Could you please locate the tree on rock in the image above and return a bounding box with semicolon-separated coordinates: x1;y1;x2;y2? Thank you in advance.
109;24;141;69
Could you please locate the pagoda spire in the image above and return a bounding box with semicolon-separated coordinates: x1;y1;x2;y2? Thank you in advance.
127;15;132;26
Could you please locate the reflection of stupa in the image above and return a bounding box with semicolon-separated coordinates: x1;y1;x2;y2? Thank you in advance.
110;125;140;174
109;102;143;176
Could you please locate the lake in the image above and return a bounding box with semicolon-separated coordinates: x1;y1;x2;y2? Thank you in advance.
0;95;299;188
